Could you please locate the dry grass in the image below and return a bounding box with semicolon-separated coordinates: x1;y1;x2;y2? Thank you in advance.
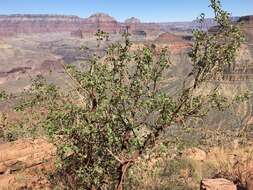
207;144;253;186
124;138;253;190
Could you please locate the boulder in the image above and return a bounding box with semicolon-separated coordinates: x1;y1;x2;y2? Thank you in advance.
248;180;253;190
0;138;56;189
246;168;253;190
0;138;56;174
200;178;237;190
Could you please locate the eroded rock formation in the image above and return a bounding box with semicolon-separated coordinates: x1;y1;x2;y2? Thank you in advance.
239;16;253;43
0;138;55;189
80;13;120;34
153;32;191;53
0;14;81;37
208;15;253;81
0;13;219;38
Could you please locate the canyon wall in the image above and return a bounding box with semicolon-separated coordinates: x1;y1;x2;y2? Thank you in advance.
222;16;253;81
0;13;219;38
0;14;81;37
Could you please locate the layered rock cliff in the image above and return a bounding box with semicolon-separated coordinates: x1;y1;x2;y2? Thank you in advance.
154;32;191;53
0;14;82;37
80;13;120;34
222;16;253;81
239;15;253;43
0;13;219;38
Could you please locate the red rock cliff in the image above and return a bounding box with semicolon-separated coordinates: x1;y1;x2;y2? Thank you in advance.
0;14;82;37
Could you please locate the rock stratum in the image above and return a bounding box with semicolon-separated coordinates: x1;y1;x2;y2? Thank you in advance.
222;15;253;81
154;32;191;53
239;15;253;43
0;13;219;38
0;14;81;37
0;138;55;189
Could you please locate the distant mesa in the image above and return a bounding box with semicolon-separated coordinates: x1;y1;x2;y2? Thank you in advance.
155;32;186;43
238;15;253;23
124;17;141;33
85;13;117;23
125;17;141;24
210;15;253;81
238;15;253;43
154;32;191;53
209;15;253;43
70;13;119;37
80;13;119;34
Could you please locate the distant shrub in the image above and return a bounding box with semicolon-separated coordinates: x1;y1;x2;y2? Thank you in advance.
0;90;9;101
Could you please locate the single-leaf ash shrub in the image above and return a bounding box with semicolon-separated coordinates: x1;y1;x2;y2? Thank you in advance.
11;0;244;189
